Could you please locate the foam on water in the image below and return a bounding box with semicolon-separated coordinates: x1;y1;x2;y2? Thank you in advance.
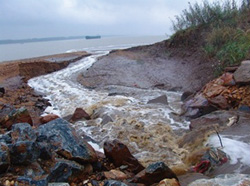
208;134;250;167
28;50;189;166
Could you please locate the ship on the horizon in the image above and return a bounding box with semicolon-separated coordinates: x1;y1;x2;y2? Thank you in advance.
85;35;101;39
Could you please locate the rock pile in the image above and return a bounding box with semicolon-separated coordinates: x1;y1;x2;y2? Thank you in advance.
183;60;250;119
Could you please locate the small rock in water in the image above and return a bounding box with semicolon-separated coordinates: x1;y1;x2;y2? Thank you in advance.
147;95;168;105
70;108;91;121
40;114;59;124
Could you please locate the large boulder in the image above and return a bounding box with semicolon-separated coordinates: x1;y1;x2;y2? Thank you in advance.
0;107;33;130
234;60;250;84
104;140;144;174
131;162;178;186
37;118;97;163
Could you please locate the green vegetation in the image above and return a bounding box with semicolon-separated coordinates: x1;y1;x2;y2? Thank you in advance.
171;0;250;75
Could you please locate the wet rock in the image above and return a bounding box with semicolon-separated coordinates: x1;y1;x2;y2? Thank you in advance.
181;92;194;102
234;60;250;84
37;118;97;163
188;174;250;186
101;114;113;125
104;180;128;186
104;140;144;174
178;173;209;186
147;95;168;105
183;94;217;119
70;108;91;121
0;142;10;174
40;114;59;124
0;107;33;130
131;162;178;186
104;169;128;180
48;159;84;182
9;140;40;165
157;178;180;186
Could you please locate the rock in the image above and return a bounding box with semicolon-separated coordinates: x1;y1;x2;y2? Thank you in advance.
238;105;250;113
131;162;178;186
104;180;128;186
0;107;33;130
147;95;168;105
188;174;250;186
183;94;217;119
234;60;250;84
48;183;70;186
178;173;209;186
9;140;40;165
101;114;113;125
104;169;128;180
10;123;36;143
220;73;235;86
203;84;226;98
157;178;180;186
48;159;85;182
104;140;144;174
0;85;5;97
207;95;230;109
40;114;60;124
181;92;194;102
0;104;15;119
70;108;91;121
0;142;10;174
37;118;97;163
17;175;48;186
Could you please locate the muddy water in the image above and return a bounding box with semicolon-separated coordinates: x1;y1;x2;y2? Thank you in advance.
28;51;190;167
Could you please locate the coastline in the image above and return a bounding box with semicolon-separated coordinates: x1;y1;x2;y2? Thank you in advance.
0;51;89;125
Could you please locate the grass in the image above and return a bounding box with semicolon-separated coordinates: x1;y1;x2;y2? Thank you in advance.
171;0;250;75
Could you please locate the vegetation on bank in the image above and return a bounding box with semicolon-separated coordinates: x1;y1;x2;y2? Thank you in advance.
171;0;250;75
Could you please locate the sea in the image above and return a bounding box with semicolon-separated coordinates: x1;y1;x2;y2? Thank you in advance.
0;35;166;62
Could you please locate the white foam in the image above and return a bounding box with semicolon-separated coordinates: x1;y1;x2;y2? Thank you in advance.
88;141;104;153
208;134;250;166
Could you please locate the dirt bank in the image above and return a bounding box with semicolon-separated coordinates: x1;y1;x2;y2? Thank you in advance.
78;40;216;92
0;51;89;125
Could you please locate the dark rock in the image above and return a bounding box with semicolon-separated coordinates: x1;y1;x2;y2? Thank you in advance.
0;107;33;130
181;91;194;102
48;159;84;182
37;118;97;163
131;162;178;186
0;142;10;174
36;135;53;160
17;175;48;186
0;85;5;95
238;105;250;113
9;140;40;165
104;140;144;174
11;123;36;143
0;104;15;121
70;108;91;121
0;132;12;143
104;180;128;186
234;60;250;84
147;95;168;105
40;114;59;124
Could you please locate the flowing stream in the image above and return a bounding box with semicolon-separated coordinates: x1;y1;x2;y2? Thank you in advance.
28;51;189;167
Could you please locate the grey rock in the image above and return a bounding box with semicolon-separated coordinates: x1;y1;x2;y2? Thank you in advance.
147;95;168;105
234;60;250;84
48;183;70;186
104;180;128;186
37;118;97;163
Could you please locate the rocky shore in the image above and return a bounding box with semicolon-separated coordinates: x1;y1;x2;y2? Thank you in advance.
0;43;250;186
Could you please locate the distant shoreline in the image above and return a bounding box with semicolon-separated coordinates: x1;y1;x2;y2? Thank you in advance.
0;36;85;45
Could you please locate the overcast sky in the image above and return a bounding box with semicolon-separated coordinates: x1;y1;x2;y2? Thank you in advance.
0;0;217;40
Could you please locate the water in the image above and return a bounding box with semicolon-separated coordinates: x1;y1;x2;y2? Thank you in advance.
0;35;166;62
28;50;189;167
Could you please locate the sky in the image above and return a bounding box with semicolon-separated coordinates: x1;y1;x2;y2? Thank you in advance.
0;0;217;40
